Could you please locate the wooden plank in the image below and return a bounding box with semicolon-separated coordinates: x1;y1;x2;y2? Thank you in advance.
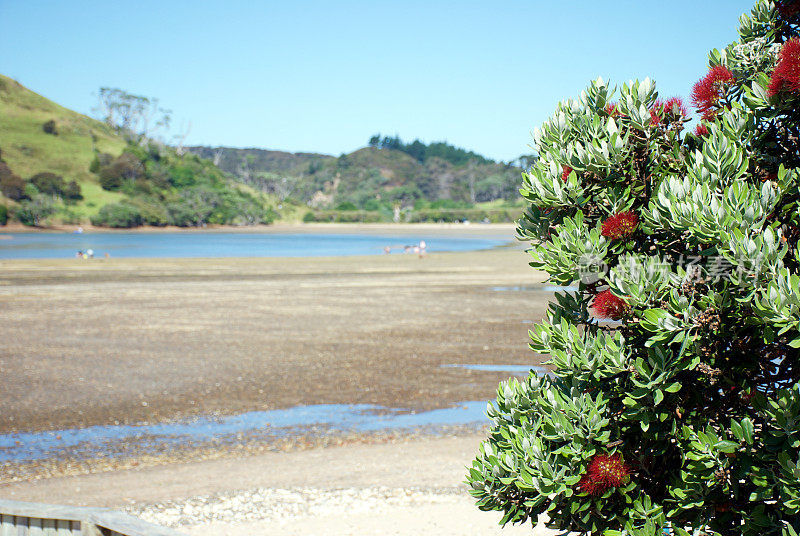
27;518;42;536
41;520;56;536
0;502;91;524
54;520;71;536
0;500;186;536
1;514;15;536
78;523;101;536
15;516;28;536
89;511;185;536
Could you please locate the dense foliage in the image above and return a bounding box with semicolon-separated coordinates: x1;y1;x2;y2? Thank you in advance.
41;119;57;135
0;163;25;201
188;141;528;215
367;134;494;165
467;2;800;535
15;195;55;227
90;143;276;227
0;76;279;227
29;172;82;202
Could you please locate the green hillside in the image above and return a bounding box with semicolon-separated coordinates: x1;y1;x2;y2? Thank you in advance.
0;74;527;227
188;137;531;223
0;74;128;220
0;75;275;227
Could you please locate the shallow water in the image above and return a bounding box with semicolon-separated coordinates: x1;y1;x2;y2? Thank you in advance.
0;232;507;260
440;364;547;375
489;285;579;292
0;402;496;463
0;364;553;464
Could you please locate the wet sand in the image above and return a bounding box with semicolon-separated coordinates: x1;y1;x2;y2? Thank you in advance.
0;246;549;436
2;433;557;536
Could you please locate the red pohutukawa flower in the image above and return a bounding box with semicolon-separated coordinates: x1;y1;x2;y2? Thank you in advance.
694;123;709;137
649;101;662;125
601;211;638;240
691;65;735;120
561;165;573;182
650;97;688;125
663;96;688;117
605;102;621;117
578;454;631;496
768;38;800;96
591;290;629;320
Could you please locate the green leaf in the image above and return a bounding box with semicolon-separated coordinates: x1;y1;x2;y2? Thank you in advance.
715;440;739;453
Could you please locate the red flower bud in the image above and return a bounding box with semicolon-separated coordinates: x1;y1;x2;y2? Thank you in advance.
577;454;630;495
591;289;629;320
650;97;688;126
691;66;735;120
663;96;688;117
601;211;638;240
768;38;800;96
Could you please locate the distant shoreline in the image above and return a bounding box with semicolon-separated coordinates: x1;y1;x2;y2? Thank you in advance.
0;221;518;239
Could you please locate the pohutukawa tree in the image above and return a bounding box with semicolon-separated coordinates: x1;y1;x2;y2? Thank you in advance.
467;1;800;535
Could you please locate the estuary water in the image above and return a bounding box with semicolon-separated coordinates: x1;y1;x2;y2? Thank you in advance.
0;365;546;464
0;232;508;260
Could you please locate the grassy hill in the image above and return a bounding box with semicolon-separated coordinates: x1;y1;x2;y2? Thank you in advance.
0;74;128;220
188;138;529;223
0;75;275;227
0;74;525;227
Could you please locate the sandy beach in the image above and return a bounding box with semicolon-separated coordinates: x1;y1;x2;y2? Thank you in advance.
0;228;558;534
2;433;555;535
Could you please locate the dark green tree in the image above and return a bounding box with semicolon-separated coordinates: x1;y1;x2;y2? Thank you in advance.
467;2;800;534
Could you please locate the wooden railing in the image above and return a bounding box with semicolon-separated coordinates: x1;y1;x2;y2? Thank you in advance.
0;499;184;536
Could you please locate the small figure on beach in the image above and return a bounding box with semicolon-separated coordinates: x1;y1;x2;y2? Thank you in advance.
384;246;391;254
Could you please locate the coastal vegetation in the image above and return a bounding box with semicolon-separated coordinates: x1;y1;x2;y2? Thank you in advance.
0;73;531;228
468;1;800;534
188;137;532;224
0;75;275;228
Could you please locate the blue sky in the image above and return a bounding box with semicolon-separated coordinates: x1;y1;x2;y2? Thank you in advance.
1;1;755;161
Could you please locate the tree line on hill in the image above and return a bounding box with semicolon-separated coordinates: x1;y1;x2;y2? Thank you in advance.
0;83;277;228
189;136;537;223
367;134;494;166
87;143;275;228
0;77;534;227
0;148;81;226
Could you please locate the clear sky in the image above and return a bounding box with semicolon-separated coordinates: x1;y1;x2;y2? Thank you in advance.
1;1;755;162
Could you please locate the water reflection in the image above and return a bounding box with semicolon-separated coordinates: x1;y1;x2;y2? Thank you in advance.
0;402;493;463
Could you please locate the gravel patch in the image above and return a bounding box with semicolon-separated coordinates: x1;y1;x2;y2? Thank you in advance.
130;486;466;528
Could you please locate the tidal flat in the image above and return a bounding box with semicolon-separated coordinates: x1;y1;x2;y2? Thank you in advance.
0;245;553;479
